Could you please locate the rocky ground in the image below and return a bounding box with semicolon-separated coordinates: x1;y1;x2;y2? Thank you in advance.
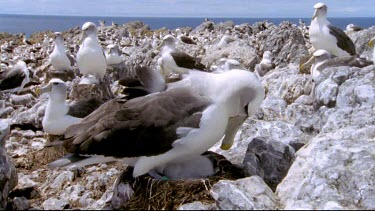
0;19;375;209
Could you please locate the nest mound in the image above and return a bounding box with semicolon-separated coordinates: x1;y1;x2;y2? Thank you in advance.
116;151;248;210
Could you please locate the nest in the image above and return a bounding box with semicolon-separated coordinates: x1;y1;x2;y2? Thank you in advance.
115;151;248;210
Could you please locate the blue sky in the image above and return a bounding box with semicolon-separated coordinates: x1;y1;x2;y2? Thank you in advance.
0;0;374;18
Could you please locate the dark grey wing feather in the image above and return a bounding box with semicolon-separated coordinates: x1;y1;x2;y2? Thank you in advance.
67;98;105;118
0;69;25;90
328;24;356;55
61;87;211;158
170;51;207;71
66;52;75;66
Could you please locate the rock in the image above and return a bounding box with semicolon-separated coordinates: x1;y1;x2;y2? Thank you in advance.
50;171;74;190
0;120;10;148
178;201;217;210
276;105;375;209
315;78;338;108
42;198;69;210
10;96;47;130
10;94;34;106
242;137;294;191
210;176;278;210
111;177;134;210
0;107;14;119
12;196;29;210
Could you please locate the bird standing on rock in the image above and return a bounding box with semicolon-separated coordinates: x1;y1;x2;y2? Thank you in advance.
76;22;114;99
49;32;73;72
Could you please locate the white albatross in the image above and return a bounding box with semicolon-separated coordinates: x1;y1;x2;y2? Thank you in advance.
76;22;107;79
47;69;265;179
49;32;73;72
308;2;356;57
39;78;104;135
105;44;124;65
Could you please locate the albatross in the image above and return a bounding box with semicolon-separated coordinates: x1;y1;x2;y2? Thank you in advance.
76;22;114;99
105;44;124;65
47;69;265;179
49;32;73;72
0;61;30;93
157;35;207;77
308;3;356;57
38;78;104;135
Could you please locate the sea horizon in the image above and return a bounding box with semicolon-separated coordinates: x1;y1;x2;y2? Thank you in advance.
1;13;375;37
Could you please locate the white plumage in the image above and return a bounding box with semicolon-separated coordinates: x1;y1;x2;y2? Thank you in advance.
309;3;356;57
105;44;123;65
76;22;107;79
49;32;72;72
41;78;81;135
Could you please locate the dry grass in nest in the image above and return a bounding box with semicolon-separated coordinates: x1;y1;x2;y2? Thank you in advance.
116;152;248;210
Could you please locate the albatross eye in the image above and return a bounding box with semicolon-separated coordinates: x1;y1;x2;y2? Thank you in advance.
244;104;249;115
52;82;59;85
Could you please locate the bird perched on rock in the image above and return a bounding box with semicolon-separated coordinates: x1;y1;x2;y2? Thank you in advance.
0;61;30;93
157;35;207;77
76;22;107;79
38;78;104;135
49;32;74;72
22;34;32;46
346;24;363;32
76;22;113;99
255;51;275;77
175;28;196;45
308;3;356;57
47;69;265;179
217;35;234;49
105;44;124;65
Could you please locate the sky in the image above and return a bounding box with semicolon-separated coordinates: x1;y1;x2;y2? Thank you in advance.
0;0;374;18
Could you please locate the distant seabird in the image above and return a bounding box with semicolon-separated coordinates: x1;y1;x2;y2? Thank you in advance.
39;78;104;135
217;35;234;49
157;35;207;77
309;3;356;57
176;29;196;45
47;69;265;178
105;44;123;65
346;24;363;32
0;61;30;93
49;32;73;72
255;51;275;77
22;34;32;45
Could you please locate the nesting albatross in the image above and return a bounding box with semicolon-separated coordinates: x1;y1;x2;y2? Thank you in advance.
47;69;265;179
157;35;207;77
308;3;356;57
39;78;104;135
0;61;30;93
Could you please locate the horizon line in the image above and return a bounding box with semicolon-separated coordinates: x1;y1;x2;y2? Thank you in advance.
1;13;375;19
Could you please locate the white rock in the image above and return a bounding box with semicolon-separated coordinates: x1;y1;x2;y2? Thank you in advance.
50;171;74;190
210;176;278;210
178;201;217;210
42;198;69;210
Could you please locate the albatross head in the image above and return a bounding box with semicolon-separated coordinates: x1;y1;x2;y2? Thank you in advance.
80;22;97;44
312;2;327;20
37;78;67;102
157;35;176;50
217;69;265;149
53;32;64;44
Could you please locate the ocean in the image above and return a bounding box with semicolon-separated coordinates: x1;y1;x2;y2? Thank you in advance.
1;14;375;37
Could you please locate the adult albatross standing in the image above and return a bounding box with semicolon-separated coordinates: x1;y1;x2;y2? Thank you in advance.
309;3;356;57
76;22;114;99
47;69;265;178
49;32;73;72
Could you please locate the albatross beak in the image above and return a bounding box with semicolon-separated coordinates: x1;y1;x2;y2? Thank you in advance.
312;9;318;20
79;31;87;45
300;55;315;71
220;115;247;150
156;41;164;51
35;84;52;95
369;37;375;47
